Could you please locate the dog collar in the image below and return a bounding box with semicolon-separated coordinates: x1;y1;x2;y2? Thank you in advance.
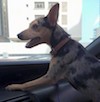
50;37;70;56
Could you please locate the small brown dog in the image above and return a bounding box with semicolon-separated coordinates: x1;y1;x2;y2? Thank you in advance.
6;3;100;102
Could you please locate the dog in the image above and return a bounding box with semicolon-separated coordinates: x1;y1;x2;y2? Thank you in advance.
6;3;100;102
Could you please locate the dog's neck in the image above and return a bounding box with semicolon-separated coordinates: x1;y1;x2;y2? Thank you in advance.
50;25;70;56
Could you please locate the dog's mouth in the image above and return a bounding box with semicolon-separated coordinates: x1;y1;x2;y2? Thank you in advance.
26;37;41;48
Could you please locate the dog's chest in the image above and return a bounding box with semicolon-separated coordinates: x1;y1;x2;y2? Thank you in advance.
51;39;100;95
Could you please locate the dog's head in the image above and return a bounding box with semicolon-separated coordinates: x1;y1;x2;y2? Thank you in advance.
17;3;59;48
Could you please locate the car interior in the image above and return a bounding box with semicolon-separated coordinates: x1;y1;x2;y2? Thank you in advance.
0;36;99;102
0;0;99;101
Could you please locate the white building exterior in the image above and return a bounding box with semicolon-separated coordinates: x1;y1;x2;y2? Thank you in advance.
7;0;82;40
0;0;82;55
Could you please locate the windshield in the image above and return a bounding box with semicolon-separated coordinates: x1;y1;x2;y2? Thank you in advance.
0;0;100;60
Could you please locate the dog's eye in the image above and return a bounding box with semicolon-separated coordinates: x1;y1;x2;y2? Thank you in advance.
32;24;38;29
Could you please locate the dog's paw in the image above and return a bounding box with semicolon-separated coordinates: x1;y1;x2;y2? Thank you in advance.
5;84;24;91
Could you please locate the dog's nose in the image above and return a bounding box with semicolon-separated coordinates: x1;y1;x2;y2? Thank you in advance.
17;34;23;39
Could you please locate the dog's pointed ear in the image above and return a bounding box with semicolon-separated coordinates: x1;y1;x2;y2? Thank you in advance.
47;3;59;27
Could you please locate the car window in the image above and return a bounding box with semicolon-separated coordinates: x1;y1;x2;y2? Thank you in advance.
0;0;99;60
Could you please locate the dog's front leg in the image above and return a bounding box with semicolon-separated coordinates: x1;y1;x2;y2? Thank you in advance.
6;57;62;91
5;73;54;91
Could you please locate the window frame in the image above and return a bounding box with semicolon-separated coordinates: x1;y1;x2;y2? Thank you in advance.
34;2;45;9
0;0;9;42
